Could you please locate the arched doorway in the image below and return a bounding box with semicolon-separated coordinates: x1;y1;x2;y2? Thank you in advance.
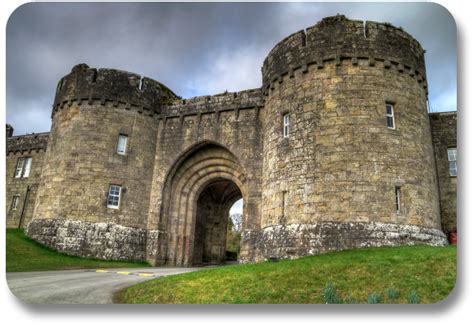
158;142;246;266
193;179;242;265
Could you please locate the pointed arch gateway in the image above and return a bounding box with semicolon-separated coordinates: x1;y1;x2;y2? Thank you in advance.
158;141;247;266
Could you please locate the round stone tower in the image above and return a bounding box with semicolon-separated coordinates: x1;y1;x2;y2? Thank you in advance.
244;15;446;261
28;64;177;261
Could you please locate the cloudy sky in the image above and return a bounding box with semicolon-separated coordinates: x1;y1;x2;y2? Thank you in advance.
6;2;456;137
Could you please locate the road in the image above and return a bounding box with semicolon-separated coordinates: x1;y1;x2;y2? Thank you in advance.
6;267;204;304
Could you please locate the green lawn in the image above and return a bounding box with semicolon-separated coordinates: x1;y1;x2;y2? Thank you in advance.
117;245;456;304
6;229;150;272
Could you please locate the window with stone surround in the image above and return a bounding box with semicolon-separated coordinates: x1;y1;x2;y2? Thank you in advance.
117;134;128;155
11;195;20;211
107;185;122;209
386;104;395;129
14;157;32;178
395;187;401;215
447;147;457;177
283;113;290;138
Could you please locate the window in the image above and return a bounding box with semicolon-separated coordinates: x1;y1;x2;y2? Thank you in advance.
386;104;395;129
282;191;288;218
283;114;290;138
11;195;20;211
107;185;122;209
117;134;128;155
447;148;457;177
14;157;32;178
395;187;401;215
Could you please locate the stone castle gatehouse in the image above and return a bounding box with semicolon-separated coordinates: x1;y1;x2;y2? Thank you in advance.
6;16;457;266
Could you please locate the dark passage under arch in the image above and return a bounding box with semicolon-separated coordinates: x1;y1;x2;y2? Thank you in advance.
193;178;242;265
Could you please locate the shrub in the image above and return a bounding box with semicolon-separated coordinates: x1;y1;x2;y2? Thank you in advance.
387;288;398;300
323;282;342;304
367;293;383;304
408;291;420;304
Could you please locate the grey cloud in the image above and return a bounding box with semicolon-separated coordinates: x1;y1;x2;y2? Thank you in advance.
6;2;456;135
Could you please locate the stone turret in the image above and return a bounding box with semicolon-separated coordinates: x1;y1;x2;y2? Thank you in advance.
29;65;178;261
247;15;444;261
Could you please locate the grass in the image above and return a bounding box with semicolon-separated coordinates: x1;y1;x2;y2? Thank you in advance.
117;245;456;304
6;229;150;272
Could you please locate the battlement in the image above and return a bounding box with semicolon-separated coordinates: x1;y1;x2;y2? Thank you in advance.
163;88;264;118
52;64;178;117
6;132;49;155
262;15;426;91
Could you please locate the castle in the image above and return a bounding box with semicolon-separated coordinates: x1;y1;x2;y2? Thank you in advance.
6;15;457;266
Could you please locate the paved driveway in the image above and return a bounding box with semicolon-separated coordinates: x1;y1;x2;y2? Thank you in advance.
6;267;204;304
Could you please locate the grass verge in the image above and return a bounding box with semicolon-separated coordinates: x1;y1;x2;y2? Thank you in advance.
6;228;150;272
117;245;456;304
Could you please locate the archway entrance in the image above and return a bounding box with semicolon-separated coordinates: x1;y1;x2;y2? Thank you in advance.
158;142;246;266
193;179;242;265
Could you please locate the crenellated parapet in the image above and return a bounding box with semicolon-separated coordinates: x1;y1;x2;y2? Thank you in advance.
52;64;178;117
162;88;264;118
6;132;49;155
262;15;427;94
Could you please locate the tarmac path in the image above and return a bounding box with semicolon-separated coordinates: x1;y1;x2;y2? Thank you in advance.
6;267;204;304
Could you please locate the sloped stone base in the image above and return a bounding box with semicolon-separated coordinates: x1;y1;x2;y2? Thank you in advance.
240;221;448;263
26;218;148;261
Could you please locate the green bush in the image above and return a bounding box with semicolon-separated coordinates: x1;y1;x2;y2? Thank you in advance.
368;293;383;304
408;291;420;304
387;288;398;300
323;282;342;304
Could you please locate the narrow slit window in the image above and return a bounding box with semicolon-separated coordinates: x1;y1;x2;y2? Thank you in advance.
107;185;122;209
395;187;401;215
447;148;457;177
14;157;32;178
282;191;288;218
283;113;290;138
386;104;395;129
117;134;128;155
11;195;20;211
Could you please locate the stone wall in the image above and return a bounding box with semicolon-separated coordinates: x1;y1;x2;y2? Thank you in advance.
27;218;146;261
6;132;48;228
241;222;447;263
430;112;457;233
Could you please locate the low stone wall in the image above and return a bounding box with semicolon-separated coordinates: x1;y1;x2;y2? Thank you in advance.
26;219;147;261
240;221;448;263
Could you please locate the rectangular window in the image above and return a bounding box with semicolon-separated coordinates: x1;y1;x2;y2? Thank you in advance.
283;114;290;138
11;195;20;211
107;185;122;209
395;187;401;215
447;148;457;177
14;157;32;178
386;104;395;129
117;134;128;155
